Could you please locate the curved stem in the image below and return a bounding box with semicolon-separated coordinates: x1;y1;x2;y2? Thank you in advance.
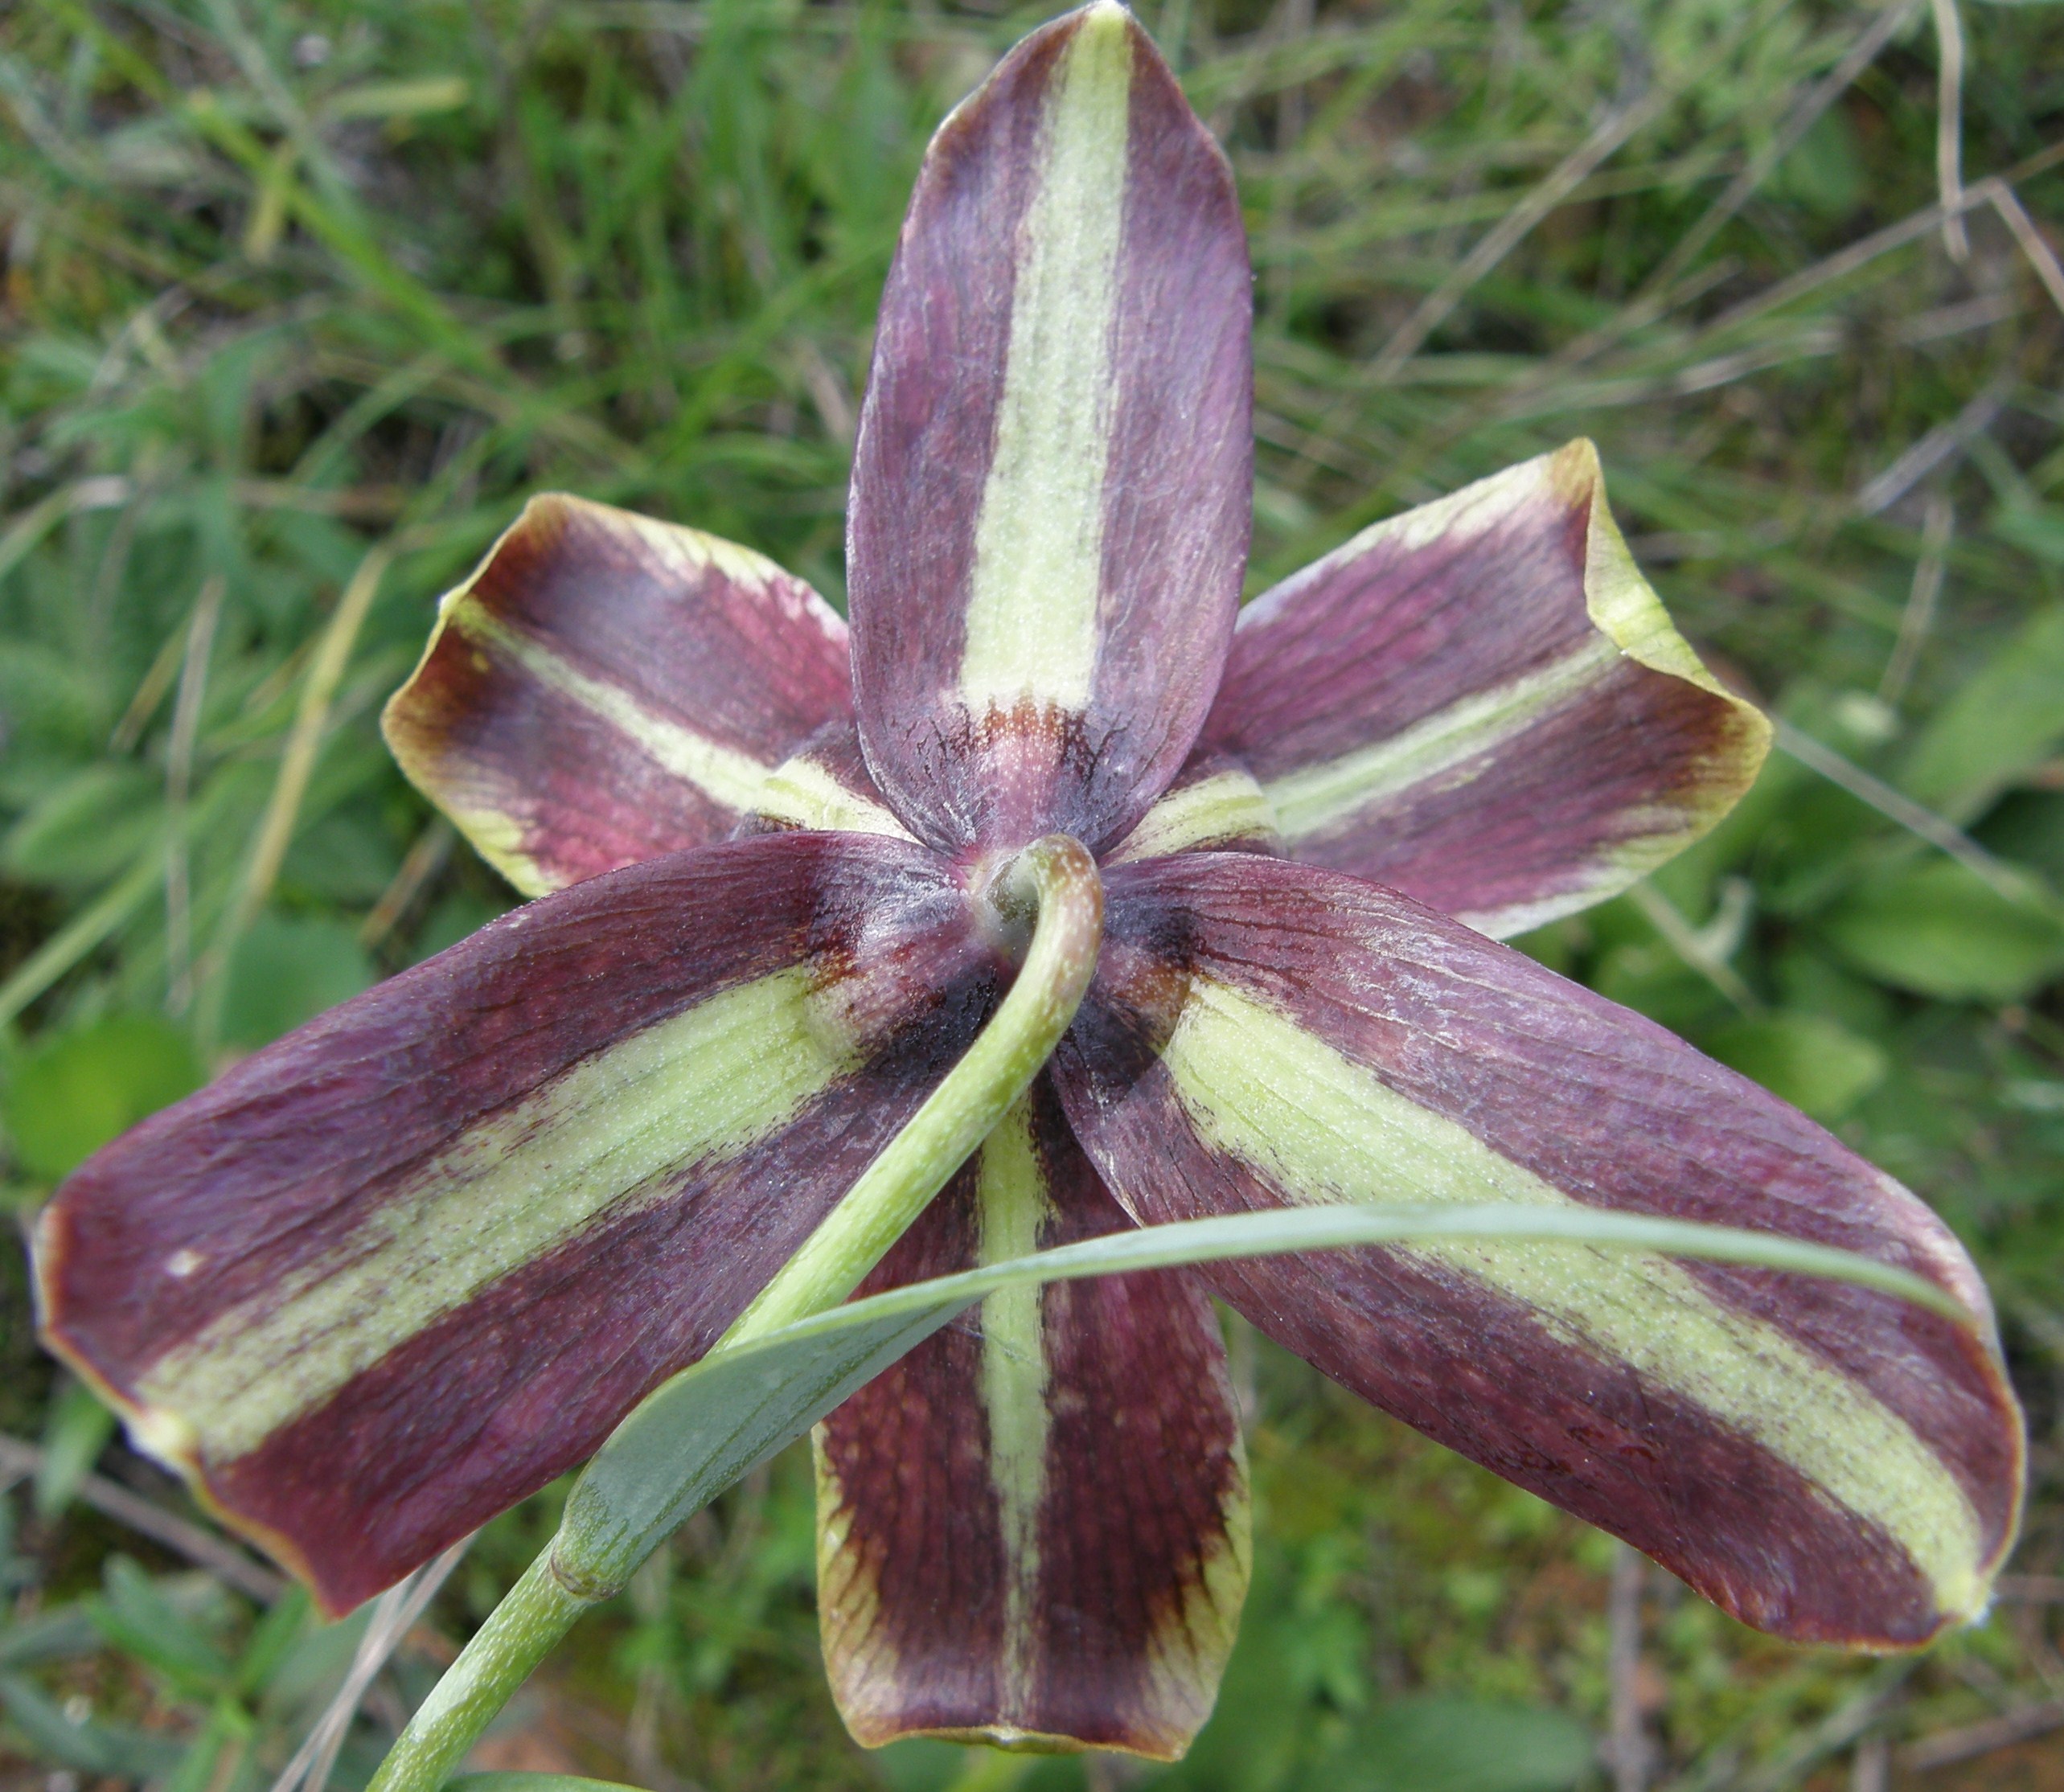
726;832;1103;1343
365;834;1103;1792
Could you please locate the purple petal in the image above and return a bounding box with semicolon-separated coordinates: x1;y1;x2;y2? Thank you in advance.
1053;851;2023;1647
1193;443;1767;935
819;1079;1247;1760
384;495;851;895
36;834;990;1614
847;2;1250;856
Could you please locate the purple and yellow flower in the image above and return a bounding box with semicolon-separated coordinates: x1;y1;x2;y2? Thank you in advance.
35;3;2022;1765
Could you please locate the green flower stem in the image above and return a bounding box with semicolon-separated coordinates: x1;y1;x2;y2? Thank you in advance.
723;832;1105;1344
365;1556;582;1792
364;834;1104;1792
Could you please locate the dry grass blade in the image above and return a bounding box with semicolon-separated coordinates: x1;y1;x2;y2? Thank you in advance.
1772;720;2052;908
269;1539;470;1792
1987;182;2064;318
1877;492;1954;705
1855;383;2005;516
1369;91;1667;381
1636;0;1924;304
1931;0;1969;261
1626;884;1762;1014
1608;1542;1653;1792
1898;1700;2064;1774
195;540;394;1020
164;576;224;1017
0;1433;283;1604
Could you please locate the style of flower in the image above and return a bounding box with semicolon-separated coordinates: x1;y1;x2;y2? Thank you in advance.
36;2;2021;1765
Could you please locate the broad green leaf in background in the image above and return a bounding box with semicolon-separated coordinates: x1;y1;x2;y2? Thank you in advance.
1897;605;2064;822
1324;1696;1594;1792
1820;859;2064;1003
220;913;377;1050
1;1013;204;1184
1702;1012;1889;1121
1980;790;2064;884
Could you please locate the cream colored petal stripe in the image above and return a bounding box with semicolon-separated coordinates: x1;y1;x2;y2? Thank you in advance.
134;969;855;1466
958;8;1133;717
451;602;773;814
1107;769;1278;864
1159;976;1987;1621
1261;638;1618;847
974;1097;1056;1730
750;755;917;841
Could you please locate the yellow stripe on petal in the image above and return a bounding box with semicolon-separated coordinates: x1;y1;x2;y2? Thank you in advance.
137;967;854;1463
1107;768;1278;864
1263;638;1618;848
450;602;773;814
958;6;1133;717
1159;977;1988;1622
751;753;918;840
975;1097;1057;1723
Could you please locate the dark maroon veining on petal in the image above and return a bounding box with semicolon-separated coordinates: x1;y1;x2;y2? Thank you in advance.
1051;851;2022;1646
212;1052;942;1613
386;494;851;892
37;834;992;1612
1290;655;1748;923
819;1078;1245;1757
847;6;1249;857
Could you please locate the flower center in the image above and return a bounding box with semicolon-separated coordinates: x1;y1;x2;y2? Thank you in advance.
970;834;1097;972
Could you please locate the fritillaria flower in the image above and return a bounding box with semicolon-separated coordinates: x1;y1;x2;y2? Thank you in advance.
37;2;2021;1765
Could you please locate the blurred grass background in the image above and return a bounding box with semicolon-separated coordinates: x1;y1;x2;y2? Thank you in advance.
2;0;2063;1789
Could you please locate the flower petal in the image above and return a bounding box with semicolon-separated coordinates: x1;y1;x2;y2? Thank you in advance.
847;1;1251;856
36;834;989;1614
384;494;851;896
743;722;918;842
1194;442;1769;937
1053;853;2023;1647
816;1082;1248;1760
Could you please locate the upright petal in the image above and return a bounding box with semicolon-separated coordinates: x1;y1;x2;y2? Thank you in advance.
816;1081;1248;1760
847;2;1251;857
1195;442;1768;937
384;495;851;896
1054;853;2022;1647
37;834;990;1614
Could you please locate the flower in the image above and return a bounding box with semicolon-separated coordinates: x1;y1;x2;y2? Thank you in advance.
35;1;2021;1765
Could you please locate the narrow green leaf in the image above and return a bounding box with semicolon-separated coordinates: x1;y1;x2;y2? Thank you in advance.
231;1585;310;1699
555;1203;1972;1594
0;1603;104;1670
34;1380;116;1519
89;1557;233;1696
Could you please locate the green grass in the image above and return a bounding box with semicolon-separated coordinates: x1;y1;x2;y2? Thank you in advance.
2;1;2063;1789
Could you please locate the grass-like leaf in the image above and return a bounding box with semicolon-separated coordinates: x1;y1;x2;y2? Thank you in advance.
556;1202;1969;1593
